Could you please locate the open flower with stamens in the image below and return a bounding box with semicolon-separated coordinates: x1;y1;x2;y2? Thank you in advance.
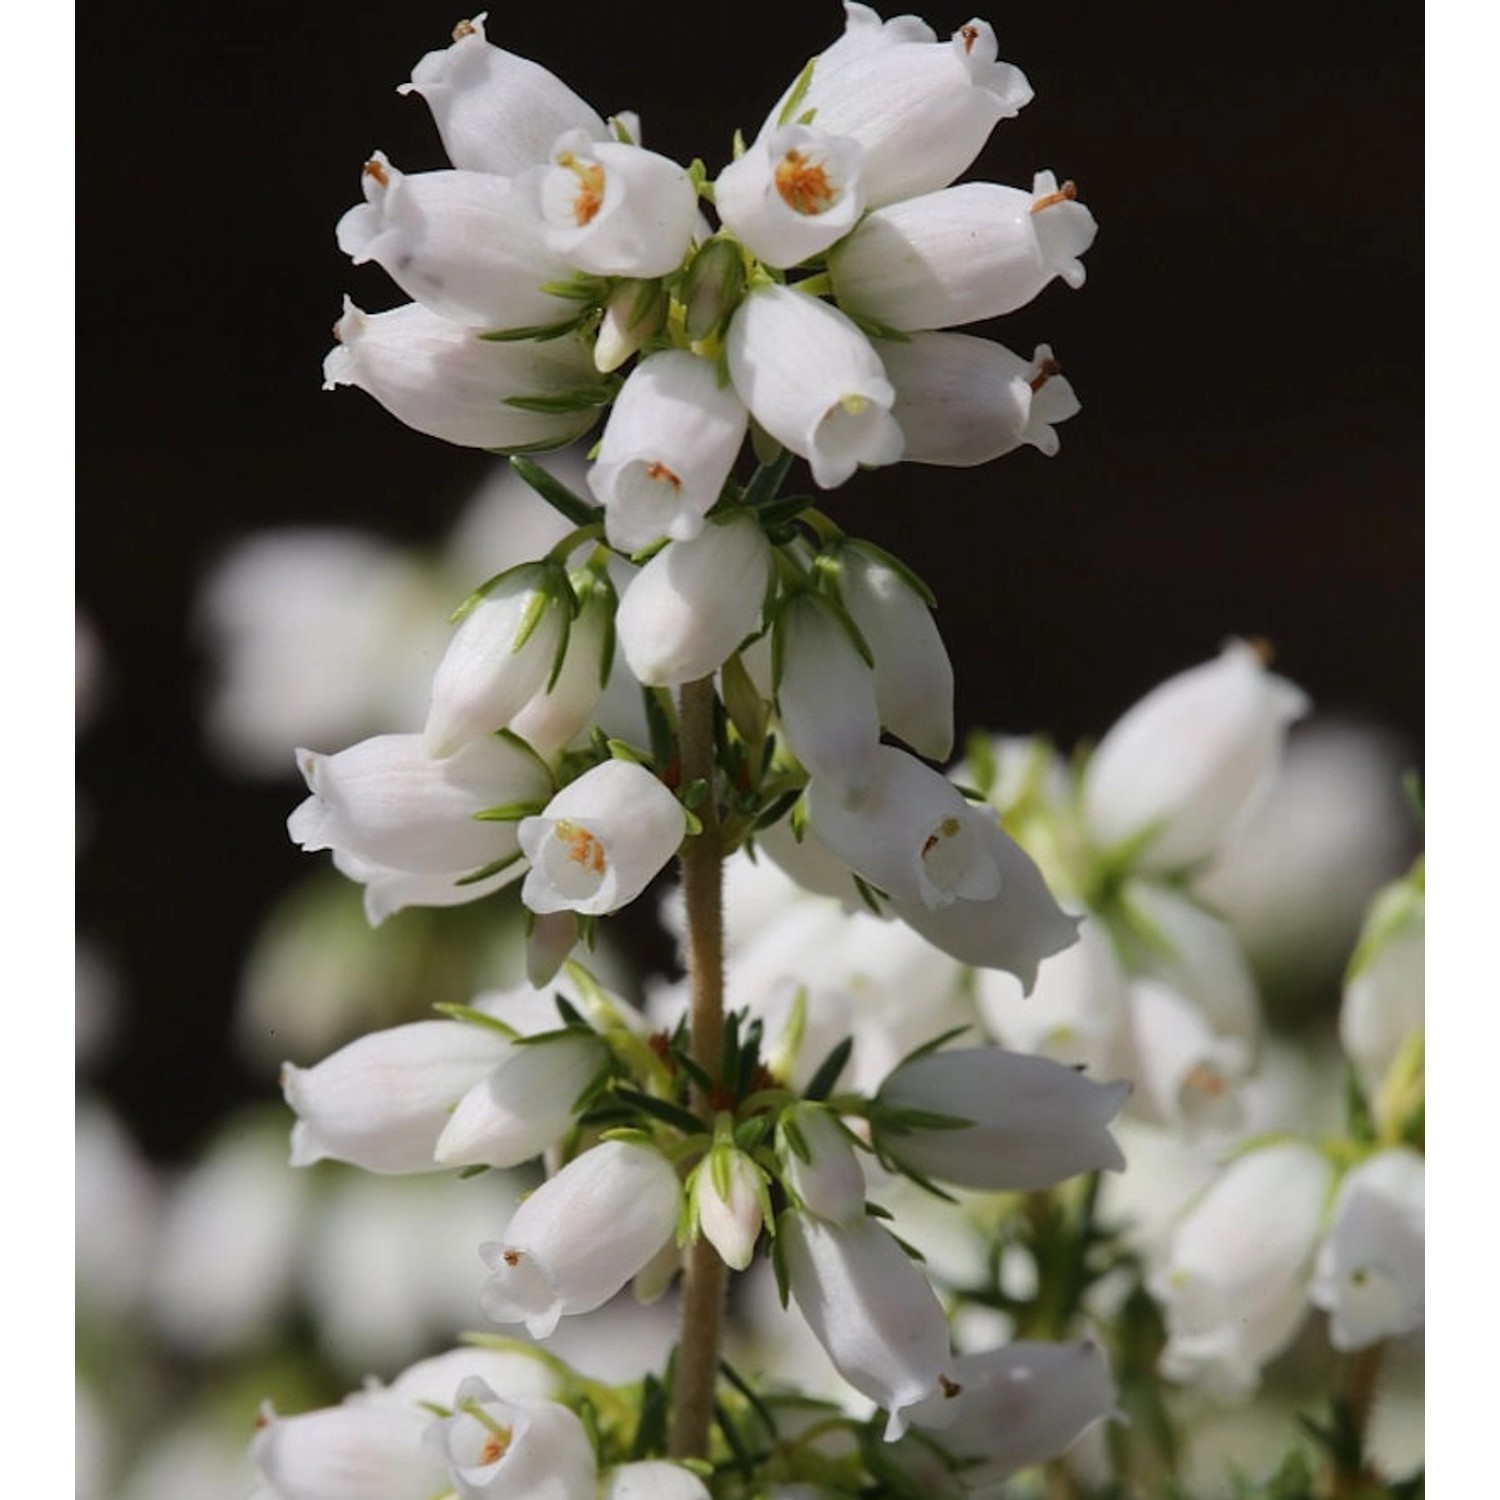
518;128;698;279
831;173;1097;331
878;335;1080;464
727;284;903;489
428;1377;597;1500
399;14;609;178
479;1139;683;1338
518;759;687;916
761;9;1033;208
336;152;572;331
714;123;866;268
588;349;749;552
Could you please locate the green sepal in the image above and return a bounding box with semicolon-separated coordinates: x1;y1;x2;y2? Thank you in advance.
510;455;598;526
612;1086;709;1138
850;873;887;915
743;448;796;510
432;1002;520;1039
537;274;611;303
776;57;817;127
453;851;524;886
479;312;593;343
887;1025;974;1074
803;1036;853;1103
829;536;939;610
456;1164;490;1181
839;307;914;344
471;799;548;823
505;384;618;415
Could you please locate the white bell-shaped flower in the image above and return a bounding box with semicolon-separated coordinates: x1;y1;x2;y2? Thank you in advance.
435;1031;607;1168
336;154;572;331
878;334;1080;465
1109;978;1250;1139
807;745;1001;908
906;1338;1119;1486
765;11;1032;208
288;732;553;878
976;915;1127;1073
518;129;698;279
323;298;599;451
780;1210;953;1440
616;513;772;686
251;1395;445;1500
1150;1141;1333;1401
599;1461;712;1500
830;173;1097;331
1083;639;1311;873
774;591;881;808
726;284;903;489
691;1145;767;1271
400;15;608;177
282;1018;511;1174
828;540;954;760
428;1378;597;1500
423;563;573;759
875;1047;1127;1191
714;123;866;268
518;759;687;916
1309;1148;1425;1351
479;1139;683;1337
507;569;615;762
587;350;749;552
1340;874;1424;1097
778;1103;867;1225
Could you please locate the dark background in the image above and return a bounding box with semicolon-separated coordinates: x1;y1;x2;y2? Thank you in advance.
77;2;1422;1160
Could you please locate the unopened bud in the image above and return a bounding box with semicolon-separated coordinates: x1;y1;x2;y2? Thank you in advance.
680;237;746;342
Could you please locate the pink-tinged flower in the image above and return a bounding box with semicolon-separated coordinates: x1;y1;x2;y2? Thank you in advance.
479;1140;683;1337
518;759;687;916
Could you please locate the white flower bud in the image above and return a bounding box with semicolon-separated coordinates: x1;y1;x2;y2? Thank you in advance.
1150;1142;1334;1400
423;564;573;759
830;174;1097;331
323;298;598;451
1309;1149;1424;1351
907;1339;1119;1485
336;154;572;331
767;13;1033;208
829;541;954;760
780;1210;952;1440
593;278;667;374
876;1047;1127;1191
599;1461;712;1500
588;351;749;552
878;334;1079;465
508;570;615;761
288;732;553;878
714;124;866;268
778;1104;867;1225
251;1396;444;1500
429;1378;597;1500
726;285;903;490
615;513;772;687
518;759;687;916
691;1146;767;1271
519;129;698;279
679;237;747;341
435;1031;607;1168
400;15;608;177
1083;639;1311;873
479;1140;683;1337
281;1019;510;1174
774;591;881;808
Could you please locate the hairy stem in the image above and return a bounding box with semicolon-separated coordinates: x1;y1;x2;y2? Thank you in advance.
669;675;727;1460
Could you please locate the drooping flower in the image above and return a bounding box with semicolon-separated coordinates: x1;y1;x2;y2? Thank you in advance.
479;1139;683;1338
778;1103;868;1225
726;284;903;489
830;172;1096;331
875;1047;1128;1191
517;758;687;916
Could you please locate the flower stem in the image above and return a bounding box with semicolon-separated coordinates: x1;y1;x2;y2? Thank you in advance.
670;674;727;1460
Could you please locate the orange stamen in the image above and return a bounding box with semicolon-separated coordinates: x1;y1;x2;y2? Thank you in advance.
1030;180;1078;214
960;23;980;54
1029;356;1062;392
478;1429;513;1465
452;18;477;40
775;149;837;216
646;460;682;491
557;152;606;226
555;820;607;875
362;157;390;188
